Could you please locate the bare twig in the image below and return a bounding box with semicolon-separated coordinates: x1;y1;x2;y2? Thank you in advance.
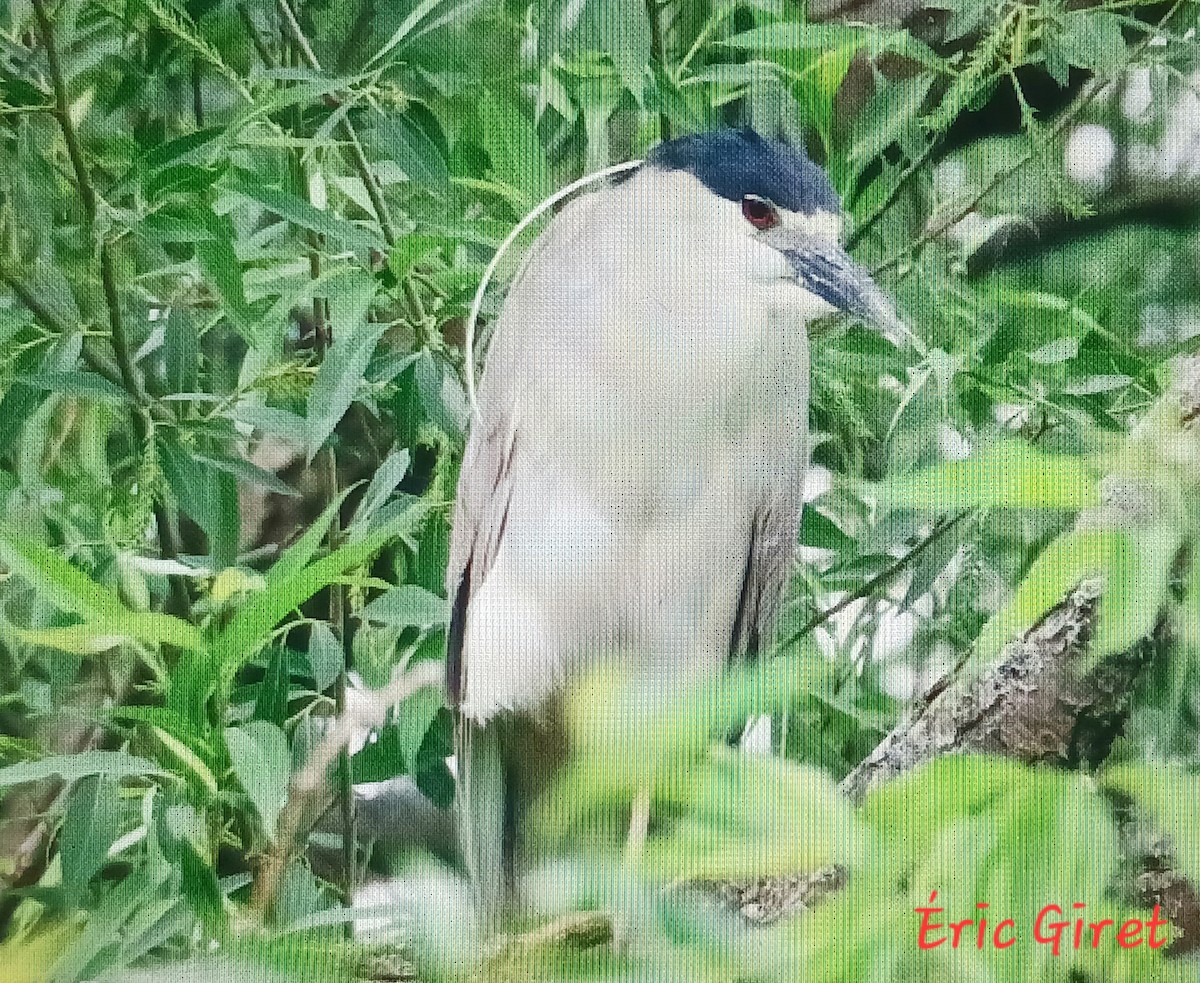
249;661;444;923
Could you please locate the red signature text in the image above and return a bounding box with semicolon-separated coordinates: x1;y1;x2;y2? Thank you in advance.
916;892;1170;954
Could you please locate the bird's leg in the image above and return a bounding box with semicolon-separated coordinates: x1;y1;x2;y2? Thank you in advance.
607;785;653;955
623;786;652;863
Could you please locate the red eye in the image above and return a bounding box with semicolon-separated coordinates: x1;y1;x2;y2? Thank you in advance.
742;195;779;231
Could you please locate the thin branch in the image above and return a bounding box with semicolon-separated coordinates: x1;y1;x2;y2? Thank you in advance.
29;0;145;403
28;0;188;616
191;57;205;127
0;267;120;386
777;508;971;651
249;661;443;923
305;174;358;914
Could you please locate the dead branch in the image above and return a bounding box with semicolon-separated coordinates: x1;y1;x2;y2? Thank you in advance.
249;660;444;924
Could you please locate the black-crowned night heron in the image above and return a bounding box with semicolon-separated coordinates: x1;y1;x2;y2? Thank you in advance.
446;127;905;927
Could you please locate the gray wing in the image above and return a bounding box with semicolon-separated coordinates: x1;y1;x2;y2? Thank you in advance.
444;185;617;709
445;411;518;707
729;501;803;661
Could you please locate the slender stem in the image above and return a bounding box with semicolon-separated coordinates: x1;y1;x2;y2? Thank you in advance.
778;509;971;651
316;289;357;917
295;62;357;911
273;0;398;246
191;57;205;127
0;269;175;420
30;0;94;221
645;0;672;140
0;267;109;372
29;0;188;616
403;276;430;344
30;0;144;403
98;247;145;402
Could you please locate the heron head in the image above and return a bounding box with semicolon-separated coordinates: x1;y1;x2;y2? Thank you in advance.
633;128;914;348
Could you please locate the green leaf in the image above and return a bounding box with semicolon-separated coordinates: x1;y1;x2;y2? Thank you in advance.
159;437;241;568
975;525;1179;661
1057;11;1127;73
477;90;550;205
387;235;441;282
305;621;343;693
109;704;207;749
17;372;128;402
1028;336;1081;364
194;452;300;498
304;273;383;462
0;523;204;653
58;776;121;904
645;749;860;882
0;523;126;620
266;486;356;588
360;584;448;628
226;170;381;251
11;611;204;655
847;74;936;171
870;440;1100;511
253;646;291;726
412;709;455;808
541;644;837;837
723;22;888;54
1088;523;1180;665
226;721;290;840
541;0;651;95
195;210;251;330
353;448;411;527
366;115;449;188
1179;552;1200;652
151;724;219;800
366;0;454;67
177;837;227;932
1063;374;1133;396
165;648;219;741
212;506;428;681
164;309;199;394
0;750;164;788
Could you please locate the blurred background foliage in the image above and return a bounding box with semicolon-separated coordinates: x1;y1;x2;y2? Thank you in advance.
0;0;1198;979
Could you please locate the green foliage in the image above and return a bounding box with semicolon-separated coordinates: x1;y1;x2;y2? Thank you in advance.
0;0;1197;978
